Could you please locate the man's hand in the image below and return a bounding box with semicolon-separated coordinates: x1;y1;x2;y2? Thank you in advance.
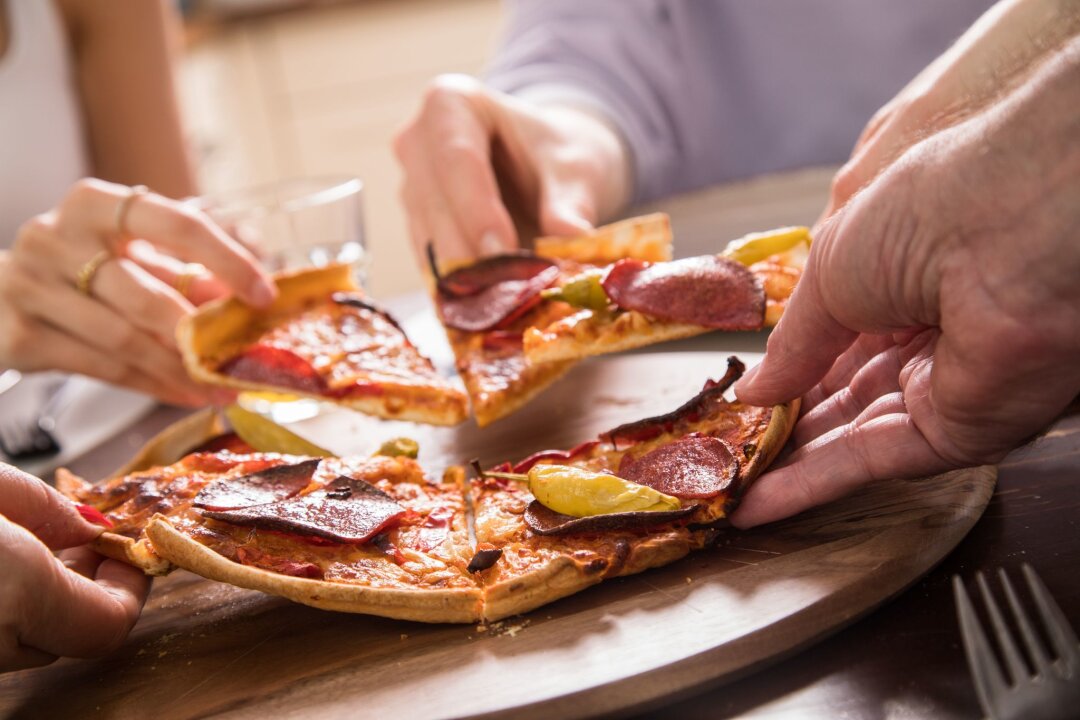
732;34;1080;527
0;464;149;672
393;74;630;266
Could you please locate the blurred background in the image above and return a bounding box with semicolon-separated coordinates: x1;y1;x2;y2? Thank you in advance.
180;0;503;298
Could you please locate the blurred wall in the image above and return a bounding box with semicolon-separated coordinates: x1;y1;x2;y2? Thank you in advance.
180;0;503;298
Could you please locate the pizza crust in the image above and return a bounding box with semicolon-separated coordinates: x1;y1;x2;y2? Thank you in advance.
146;516;484;623
523;309;712;364
178;264;469;426
534;213;673;264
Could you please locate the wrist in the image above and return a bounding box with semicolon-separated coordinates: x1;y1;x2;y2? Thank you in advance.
515;84;633;220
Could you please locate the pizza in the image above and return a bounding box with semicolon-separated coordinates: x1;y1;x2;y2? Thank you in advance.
522;225;809;364
428;214;806;424
177;264;469;426
58;357;796;623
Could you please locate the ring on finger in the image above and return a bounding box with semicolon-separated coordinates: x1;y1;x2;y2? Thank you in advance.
114;184;149;240
75;250;111;297
173;262;207;300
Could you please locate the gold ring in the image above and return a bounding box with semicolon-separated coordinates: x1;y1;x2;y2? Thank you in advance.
114;184;149;239
173;262;207;299
75;250;111;297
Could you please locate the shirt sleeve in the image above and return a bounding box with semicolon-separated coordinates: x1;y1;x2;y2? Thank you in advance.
486;0;698;205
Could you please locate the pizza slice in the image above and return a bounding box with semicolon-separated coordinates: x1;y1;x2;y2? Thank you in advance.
429;214;673;427
61;435;484;622
522;227;809;364
177;264;469;426
469;357;798;620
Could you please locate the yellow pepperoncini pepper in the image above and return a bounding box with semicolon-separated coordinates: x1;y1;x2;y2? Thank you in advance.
375;437;420;459
720;226;811;266
225;405;332;457
485;464;680;517
540;270;611;311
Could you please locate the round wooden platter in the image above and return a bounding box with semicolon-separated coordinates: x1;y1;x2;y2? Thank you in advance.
0;350;995;720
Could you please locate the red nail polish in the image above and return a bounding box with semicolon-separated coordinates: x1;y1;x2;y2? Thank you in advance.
76;504;114;528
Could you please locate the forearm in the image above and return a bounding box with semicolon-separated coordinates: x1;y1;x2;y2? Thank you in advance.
60;0;196;198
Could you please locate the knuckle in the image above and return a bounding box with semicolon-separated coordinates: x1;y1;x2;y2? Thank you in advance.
63;178;108;212
11;215;53;257
0;313;36;368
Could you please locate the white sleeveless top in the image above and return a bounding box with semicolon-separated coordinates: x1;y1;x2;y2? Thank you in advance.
0;0;88;249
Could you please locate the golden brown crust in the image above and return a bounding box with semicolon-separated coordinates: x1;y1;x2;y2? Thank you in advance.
523;310;710;364
178;265;468;426
147;517;483;623
92;532;172;576
744;399;800;486
535;213;673;264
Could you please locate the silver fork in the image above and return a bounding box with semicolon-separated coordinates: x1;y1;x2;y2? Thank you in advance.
953;564;1080;720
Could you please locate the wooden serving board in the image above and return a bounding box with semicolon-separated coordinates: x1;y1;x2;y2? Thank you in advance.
0;350;994;720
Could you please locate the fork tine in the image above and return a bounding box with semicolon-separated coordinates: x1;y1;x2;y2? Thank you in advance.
1023;564;1080;671
999;567;1051;673
977;571;1031;684
955;575;1008;714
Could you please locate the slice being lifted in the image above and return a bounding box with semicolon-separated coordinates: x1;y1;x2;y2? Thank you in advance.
178;264;469;426
522;226;810;364
429;213;674;427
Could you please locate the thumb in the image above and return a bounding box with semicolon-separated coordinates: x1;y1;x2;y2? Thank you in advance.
0;463;101;549
735;256;858;406
737;161;927;407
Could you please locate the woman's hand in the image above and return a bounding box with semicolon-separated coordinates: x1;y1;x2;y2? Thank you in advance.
0;463;150;672
0;179;276;406
393;74;630;266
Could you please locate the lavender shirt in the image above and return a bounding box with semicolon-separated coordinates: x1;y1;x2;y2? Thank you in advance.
487;0;993;204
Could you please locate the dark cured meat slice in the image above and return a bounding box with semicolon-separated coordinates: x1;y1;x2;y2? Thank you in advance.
432;252;560;332
523;500;697;536
511;440;601;474
618;436;739;499
194;459;321;511
202;476;405;544
188;432;254;455
601;255;765;330
467;545;503;572
218;344;326;395
604;356;745;448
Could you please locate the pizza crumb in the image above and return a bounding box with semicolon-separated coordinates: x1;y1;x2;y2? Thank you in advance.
187;661;192;666
685;577;692;584
476;624;488;633
484;618;530;638
157;650;168;658
400;634;409;641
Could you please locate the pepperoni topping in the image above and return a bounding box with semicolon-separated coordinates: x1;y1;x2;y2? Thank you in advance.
604;356;745;448
523;500;697;536
202;476;405;544
511;440;601;474
431;250;560;332
601;255;765;329
618;436;739;499
193;459;321;511
218;345;326;395
467;544;503;572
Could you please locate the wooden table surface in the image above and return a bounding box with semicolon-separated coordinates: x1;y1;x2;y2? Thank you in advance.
4;168;1078;718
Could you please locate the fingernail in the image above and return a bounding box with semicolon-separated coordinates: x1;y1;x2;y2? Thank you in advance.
249;277;277;308
76;504;114;528
479;230;506;256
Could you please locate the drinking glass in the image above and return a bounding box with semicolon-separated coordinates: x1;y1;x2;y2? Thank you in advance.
197;176;367;422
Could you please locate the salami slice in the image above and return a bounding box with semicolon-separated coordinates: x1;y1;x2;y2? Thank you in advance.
433;252;560;332
218;344;326;395
523;500;697;536
601;255;765;329
605;356;745;448
194;459;321;511
201;476;405;544
618;436;739;499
